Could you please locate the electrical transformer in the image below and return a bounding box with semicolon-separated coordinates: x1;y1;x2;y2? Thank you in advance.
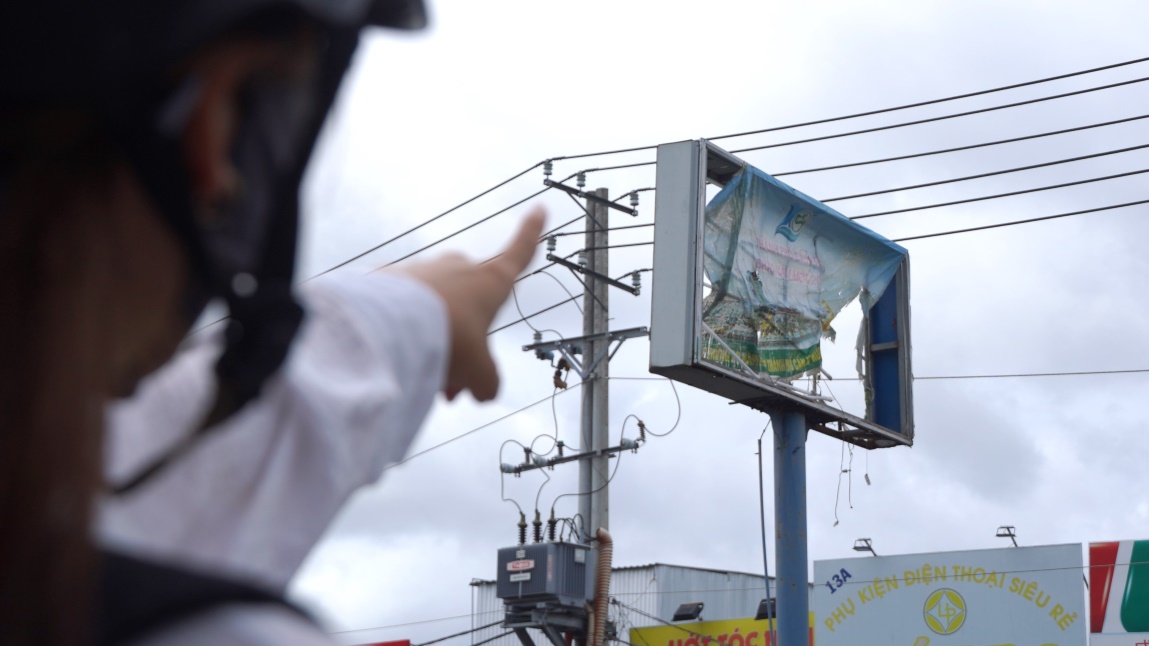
496;542;597;608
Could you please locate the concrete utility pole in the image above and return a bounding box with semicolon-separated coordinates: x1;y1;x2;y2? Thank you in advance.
579;188;610;540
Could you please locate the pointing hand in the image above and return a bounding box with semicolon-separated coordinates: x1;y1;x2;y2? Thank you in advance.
396;207;547;401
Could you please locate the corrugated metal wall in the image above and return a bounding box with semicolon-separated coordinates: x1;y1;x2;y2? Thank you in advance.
647;565;769;626
470;564;774;646
471;579;517;646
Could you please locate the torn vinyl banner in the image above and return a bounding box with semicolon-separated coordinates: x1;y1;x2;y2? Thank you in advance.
701;166;907;380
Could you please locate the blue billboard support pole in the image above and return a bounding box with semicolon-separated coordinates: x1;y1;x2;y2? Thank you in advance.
771;411;808;646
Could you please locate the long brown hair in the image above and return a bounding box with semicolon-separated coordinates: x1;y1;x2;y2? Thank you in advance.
0;110;126;644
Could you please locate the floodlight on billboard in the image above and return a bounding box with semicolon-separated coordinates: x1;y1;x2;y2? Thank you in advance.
649;140;913;448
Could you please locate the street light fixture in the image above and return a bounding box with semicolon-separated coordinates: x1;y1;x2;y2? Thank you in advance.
853;538;877;556
996;525;1018;547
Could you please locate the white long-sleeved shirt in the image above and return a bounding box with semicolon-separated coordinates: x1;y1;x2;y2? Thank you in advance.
100;272;449;593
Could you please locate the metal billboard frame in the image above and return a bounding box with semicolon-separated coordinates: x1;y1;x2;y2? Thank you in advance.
649;139;913;449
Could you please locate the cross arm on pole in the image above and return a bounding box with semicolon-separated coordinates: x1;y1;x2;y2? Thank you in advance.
523;326;649;380
503;438;641;475
544;179;638;216
546;253;639;295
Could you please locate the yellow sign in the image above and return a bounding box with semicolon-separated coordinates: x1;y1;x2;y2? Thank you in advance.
629;614;815;646
814;545;1086;645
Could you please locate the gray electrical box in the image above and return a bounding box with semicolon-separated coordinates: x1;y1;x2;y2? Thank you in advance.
496;542;597;608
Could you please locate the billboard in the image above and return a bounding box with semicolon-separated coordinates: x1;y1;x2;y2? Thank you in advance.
650;140;912;448
813;544;1086;645
629;615;814;646
1090;539;1149;644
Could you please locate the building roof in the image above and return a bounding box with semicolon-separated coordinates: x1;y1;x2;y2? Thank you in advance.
470;561;772;587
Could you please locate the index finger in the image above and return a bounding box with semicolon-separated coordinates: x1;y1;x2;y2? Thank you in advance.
494;206;547;276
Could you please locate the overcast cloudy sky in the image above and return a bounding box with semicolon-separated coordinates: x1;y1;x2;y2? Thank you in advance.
283;0;1149;641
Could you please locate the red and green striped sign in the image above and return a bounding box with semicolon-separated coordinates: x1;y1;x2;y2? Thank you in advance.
1090;540;1149;634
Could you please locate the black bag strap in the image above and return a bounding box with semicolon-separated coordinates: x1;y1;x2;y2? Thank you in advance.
98;549;311;645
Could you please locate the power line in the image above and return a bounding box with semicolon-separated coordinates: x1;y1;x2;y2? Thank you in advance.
307;62;1149;282
549;444;626;516
892;198;1149;242
821;142;1149;202
495;264;655;335
553;142;662;163
773;113;1149;177
189;200;579;339
412;620;506;646
611;600;733;646
728;75;1149;156
381;385;583;472
583;241;654;252
489;294;580;335
708;55;1149;141
614;187;656;203
536;270;583;314
566;111;1149;187
550;222;654;238
574;160;657;177
329;612;497;635
471;630;517;646
850;167;1149;220
185;66;1149;346
915;368;1149;380
542;213;588;240
383;187;551;267
550;55;1149;168
310;161;546;279
621;367;1149;381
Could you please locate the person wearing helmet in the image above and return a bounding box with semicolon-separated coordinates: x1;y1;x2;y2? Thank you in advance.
0;1;545;643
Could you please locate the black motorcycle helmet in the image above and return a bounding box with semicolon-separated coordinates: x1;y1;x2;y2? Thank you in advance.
1;0;427;491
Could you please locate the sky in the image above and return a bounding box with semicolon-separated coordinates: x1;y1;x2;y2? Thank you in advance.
281;0;1149;641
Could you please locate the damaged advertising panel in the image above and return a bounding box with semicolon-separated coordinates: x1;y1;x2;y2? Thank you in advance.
650;140;913;447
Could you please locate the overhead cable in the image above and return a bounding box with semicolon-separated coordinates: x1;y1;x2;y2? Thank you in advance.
566;113;1149;185
709;55;1149;141
328;611;498;635
729;75;1149;156
541;213;588;240
821;141;1149;202
308;60;1149;282
552;142;662;163
410;620;505;646
915;368;1149;380
582;241;654;252
381;187;551;267
851;167;1149;219
570;160;657;177
310;161;545;279
550;55;1149;165
893;198;1149;242
472;631;518;646
495;263;654;334
489;294;581;335
617;367;1149;380
550;222;654;238
774;113;1149;176
380;385;582;472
